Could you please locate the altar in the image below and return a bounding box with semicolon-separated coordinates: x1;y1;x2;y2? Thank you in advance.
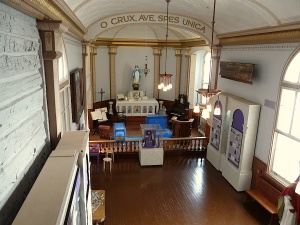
116;98;159;116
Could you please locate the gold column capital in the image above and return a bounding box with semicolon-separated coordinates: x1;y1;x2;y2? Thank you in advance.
108;46;118;55
184;48;191;58
211;45;222;59
152;47;163;55
175;48;183;56
90;46;98;56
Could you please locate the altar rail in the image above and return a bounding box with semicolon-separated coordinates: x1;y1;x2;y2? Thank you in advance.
89;136;208;159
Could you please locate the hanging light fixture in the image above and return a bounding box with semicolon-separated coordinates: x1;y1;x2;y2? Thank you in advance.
196;0;221;119
193;92;201;114
158;0;172;91
214;101;221;115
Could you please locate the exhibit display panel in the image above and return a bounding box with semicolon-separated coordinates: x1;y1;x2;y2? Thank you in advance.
139;124;164;166
207;93;260;191
207;93;235;171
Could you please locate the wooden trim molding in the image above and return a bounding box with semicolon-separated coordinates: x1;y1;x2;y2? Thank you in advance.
91;38;206;48
219;29;300;46
3;0;87;39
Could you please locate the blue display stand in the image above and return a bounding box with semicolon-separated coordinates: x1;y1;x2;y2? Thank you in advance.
146;114;167;128
113;123;126;141
145;114;172;138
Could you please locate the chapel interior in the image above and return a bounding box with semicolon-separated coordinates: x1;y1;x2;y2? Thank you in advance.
1;0;300;225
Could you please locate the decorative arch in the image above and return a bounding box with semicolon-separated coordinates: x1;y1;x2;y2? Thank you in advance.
85;12;216;43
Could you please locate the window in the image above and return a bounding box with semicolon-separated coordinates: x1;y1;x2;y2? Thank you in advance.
58;36;71;133
60;86;72;132
58;38;69;82
269;47;300;185
189;50;211;107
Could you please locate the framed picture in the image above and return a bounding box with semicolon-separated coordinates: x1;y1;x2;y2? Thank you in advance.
70;68;84;124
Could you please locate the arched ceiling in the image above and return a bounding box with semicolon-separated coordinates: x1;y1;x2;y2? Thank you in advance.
61;0;300;44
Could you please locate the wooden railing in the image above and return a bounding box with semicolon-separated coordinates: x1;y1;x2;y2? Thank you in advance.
89;136;208;158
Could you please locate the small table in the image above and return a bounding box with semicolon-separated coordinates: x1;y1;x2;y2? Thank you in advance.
92;190;105;225
89;144;100;172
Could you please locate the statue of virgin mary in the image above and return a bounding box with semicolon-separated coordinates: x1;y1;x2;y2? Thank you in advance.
132;64;141;84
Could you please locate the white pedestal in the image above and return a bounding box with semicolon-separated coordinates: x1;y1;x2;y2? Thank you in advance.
206;144;222;171
220;154;252;191
139;147;164;166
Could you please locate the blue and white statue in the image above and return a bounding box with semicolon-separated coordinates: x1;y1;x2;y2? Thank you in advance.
132;64;141;84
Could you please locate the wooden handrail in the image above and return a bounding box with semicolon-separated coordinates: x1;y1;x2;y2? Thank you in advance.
89;136;208;157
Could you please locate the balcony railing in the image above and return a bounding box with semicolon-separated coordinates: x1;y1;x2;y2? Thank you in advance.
89;136;208;159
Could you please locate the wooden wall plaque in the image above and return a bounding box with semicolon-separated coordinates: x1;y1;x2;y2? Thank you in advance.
220;61;255;84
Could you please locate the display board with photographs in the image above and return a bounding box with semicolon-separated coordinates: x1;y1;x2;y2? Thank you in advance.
210;116;222;150
227;127;243;168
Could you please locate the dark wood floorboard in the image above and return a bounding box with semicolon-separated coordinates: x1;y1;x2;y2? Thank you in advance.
90;124;270;225
90;155;269;225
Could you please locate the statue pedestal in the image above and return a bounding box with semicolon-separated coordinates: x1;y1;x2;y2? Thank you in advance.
132;83;139;90
128;90;145;100
108;101;113;115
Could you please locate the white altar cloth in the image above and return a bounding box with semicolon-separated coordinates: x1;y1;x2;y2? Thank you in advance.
116;98;159;116
139;147;164;166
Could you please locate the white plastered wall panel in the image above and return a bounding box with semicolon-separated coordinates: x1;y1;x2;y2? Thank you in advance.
0;2;51;224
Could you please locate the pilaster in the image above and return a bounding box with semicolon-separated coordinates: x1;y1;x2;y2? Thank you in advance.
82;44;88;127
175;49;183;98
153;47;162;99
90;46;97;103
108;46;118;100
37;20;65;149
210;46;222;89
184;48;191;96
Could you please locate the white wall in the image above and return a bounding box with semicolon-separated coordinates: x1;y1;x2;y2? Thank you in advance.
116;46;154;97
95;46;110;101
218;43;299;163
95;46;177;101
64;34;83;71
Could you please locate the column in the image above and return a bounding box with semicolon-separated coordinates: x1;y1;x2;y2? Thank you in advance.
108;46;117;100
175;48;183;98
184;48;191;96
152;47;162;99
37;20;66;149
210;46;222;89
82;44;88;129
90;46;97;103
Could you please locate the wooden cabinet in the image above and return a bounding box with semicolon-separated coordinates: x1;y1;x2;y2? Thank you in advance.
13;131;92;225
171;119;194;137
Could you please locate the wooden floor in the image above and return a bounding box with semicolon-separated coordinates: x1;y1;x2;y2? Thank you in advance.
90;124;270;225
90;143;270;225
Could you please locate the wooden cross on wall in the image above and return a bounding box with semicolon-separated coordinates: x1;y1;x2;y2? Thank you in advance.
98;88;105;101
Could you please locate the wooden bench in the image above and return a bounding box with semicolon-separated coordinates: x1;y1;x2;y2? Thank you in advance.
245;189;278;224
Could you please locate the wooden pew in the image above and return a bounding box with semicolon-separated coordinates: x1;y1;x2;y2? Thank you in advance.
244;157;281;225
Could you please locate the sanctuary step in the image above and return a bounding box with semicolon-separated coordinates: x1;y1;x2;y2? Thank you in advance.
125;116;146;126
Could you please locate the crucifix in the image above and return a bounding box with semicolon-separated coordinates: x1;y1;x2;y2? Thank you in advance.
98;88;105;101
